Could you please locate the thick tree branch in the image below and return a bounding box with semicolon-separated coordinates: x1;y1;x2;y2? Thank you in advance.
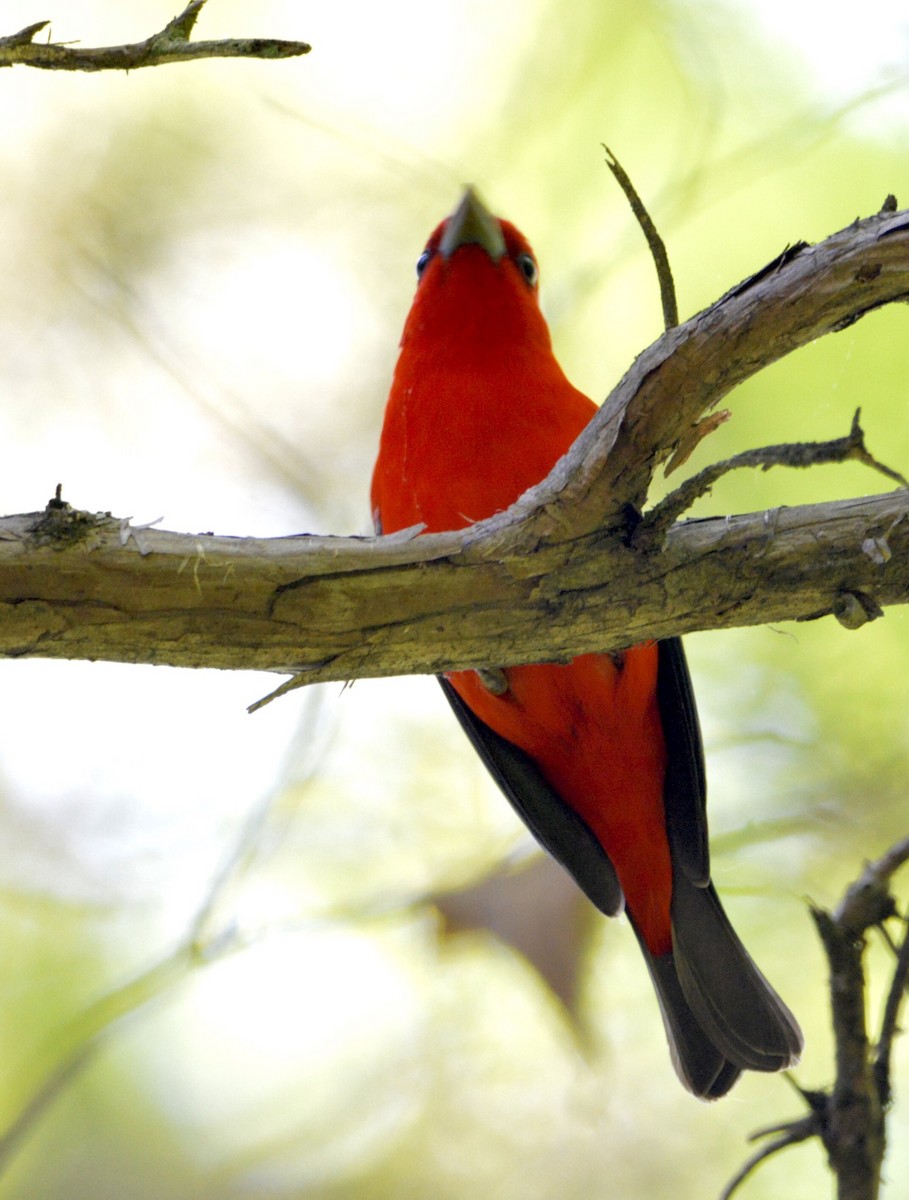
0;489;907;686
0;2;310;71
1;206;907;687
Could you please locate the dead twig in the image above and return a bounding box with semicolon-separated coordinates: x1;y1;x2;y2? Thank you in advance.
603;145;678;330
719;1104;821;1200
873;909;909;1107
640;409;909;547
0;1;310;71
722;837;909;1200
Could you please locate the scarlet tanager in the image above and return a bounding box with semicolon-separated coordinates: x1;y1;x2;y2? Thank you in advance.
371;189;802;1098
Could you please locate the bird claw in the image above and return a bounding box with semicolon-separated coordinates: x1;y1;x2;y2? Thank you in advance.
476;667;508;695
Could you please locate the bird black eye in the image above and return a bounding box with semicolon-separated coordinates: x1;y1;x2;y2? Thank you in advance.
516;252;538;287
416;249;432;279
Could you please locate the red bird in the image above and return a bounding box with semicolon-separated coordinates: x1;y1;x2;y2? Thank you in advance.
371;189;802;1098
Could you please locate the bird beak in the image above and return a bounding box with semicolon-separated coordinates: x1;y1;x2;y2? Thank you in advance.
439;187;506;261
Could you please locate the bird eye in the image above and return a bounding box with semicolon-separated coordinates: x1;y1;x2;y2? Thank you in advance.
416;249;432;279
516;252;538;287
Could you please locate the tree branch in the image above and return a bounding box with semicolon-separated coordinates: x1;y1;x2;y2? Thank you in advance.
0;2;310;72
1;206;908;689
515;204;909;544
724;837;909;1200
0;485;907;688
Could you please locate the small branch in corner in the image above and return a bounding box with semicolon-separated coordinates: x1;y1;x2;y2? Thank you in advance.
0;1;311;71
721;836;909;1200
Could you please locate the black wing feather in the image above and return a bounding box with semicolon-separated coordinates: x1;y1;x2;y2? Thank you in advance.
438;677;623;916
657;637;709;885
439;647;803;1097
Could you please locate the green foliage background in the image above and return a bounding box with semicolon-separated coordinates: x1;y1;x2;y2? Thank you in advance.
0;1;907;1197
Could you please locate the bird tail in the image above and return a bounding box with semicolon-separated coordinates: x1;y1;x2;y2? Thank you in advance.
634;877;803;1100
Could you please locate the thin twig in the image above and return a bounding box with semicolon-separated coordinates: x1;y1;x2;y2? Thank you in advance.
0;1;310;71
873;910;909;1107
719;1115;819;1200
640;409;909;546
0;948;190;1173
603;144;678;329
0;687;328;1176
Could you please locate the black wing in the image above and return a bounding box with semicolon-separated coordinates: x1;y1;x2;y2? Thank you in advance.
439;639;707;905
440;648;802;1097
656;637;709;885
438;676;623;916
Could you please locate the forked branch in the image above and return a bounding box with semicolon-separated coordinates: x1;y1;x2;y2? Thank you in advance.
723;838;909;1200
1;205;907;688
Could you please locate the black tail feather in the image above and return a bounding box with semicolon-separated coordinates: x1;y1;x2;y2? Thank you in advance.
639;944;742;1099
633;877;802;1099
671;877;803;1072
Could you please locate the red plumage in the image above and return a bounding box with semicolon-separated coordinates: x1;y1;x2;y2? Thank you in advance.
371;189;802;1097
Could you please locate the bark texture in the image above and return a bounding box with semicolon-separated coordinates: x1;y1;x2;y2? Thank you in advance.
0;206;907;686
